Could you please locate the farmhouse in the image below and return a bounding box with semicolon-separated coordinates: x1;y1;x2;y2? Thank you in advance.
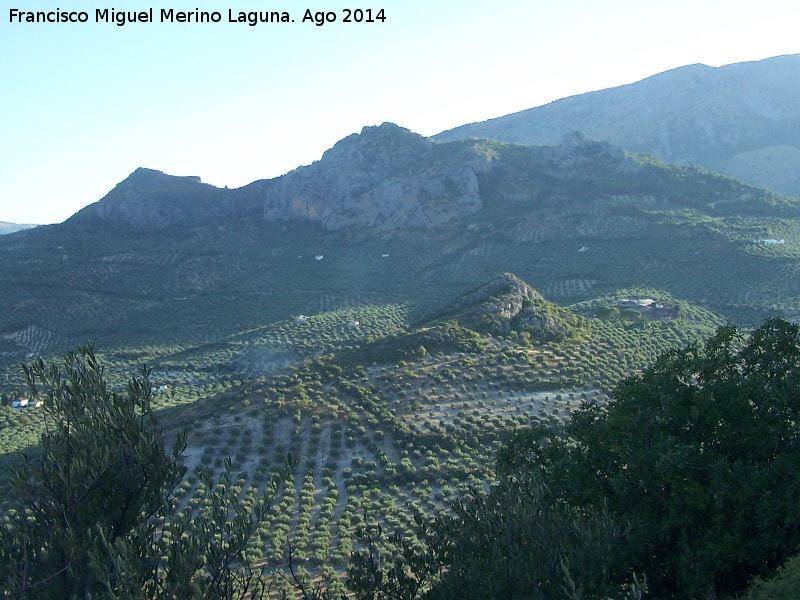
618;298;677;320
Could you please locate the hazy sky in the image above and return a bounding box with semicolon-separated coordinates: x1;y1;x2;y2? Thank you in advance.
1;0;798;224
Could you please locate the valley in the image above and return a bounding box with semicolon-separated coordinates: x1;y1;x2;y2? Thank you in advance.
2;122;800;599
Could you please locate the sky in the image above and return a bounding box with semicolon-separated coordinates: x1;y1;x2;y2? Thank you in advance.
1;0;798;225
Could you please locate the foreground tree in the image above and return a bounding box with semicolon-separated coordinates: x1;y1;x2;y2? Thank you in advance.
350;318;800;600
346;432;631;600
0;344;282;599
427;478;625;600
564;318;800;598
347;509;442;600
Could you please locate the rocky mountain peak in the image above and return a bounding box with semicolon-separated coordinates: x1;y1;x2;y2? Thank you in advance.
256;122;489;231
69;168;256;229
432;273;581;342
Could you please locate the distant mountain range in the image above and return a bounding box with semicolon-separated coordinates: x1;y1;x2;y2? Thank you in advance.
436;54;800;198
0;222;37;235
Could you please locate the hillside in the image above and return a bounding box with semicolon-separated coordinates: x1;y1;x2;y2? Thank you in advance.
1;125;800;371
436;54;800;198
0;274;725;576
430;272;582;342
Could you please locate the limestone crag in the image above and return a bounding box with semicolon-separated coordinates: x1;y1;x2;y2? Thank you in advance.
67;125;640;234
441;273;543;320
256;123;489;231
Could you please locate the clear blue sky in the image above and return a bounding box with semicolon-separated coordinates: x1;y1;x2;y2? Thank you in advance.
1;0;797;224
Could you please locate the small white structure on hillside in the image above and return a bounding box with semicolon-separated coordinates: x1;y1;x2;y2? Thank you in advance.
315;255;324;261
754;239;785;245
12;399;28;408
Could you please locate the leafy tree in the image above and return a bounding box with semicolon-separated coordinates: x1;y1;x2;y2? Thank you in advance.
0;344;284;599
427;479;622;600
565;318;800;598
347;509;441;600
346;429;627;600
743;552;800;600
422;318;800;600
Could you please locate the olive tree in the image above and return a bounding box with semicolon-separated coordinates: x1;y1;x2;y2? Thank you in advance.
0;344;283;599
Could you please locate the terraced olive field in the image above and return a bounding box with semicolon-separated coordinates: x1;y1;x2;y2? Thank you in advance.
0;275;726;582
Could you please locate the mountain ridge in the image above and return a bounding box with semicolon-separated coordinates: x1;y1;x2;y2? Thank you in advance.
435;54;800;198
63;123;796;235
2;123;800;364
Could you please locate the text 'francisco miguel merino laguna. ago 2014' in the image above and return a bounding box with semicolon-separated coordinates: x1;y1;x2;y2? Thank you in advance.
8;8;387;26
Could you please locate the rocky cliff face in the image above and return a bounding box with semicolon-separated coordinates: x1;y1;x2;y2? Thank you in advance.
69;125;497;232
247;123;491;231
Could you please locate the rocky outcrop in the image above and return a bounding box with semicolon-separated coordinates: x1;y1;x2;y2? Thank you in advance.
68;125;494;232
433;273;582;342
248;123;491;231
70;168;258;229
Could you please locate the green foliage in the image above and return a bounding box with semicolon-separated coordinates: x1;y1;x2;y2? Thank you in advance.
743;553;800;600
346;447;631;600
0;345;184;598
0;345;285;599
347;509;440;600
564;318;800;598
380;317;800;600
427;481;622;600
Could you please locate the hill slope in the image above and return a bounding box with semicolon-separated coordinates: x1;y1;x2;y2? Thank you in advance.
436;54;800;198
1;126;799;367
0;274;725;578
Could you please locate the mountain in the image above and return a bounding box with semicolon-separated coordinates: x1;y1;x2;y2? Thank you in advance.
69;167;259;229
248;123;488;232
72;124;490;232
436;54;800;198
1;124;799;366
